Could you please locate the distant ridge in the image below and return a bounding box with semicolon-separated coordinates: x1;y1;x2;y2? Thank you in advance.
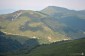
0;9;16;14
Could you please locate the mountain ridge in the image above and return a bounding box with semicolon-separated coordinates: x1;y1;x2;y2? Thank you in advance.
0;6;85;44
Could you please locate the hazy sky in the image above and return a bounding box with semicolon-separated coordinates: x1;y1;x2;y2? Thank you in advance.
0;0;85;10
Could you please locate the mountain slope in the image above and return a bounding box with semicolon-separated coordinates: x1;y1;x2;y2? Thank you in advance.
40;6;85;39
5;38;85;56
27;38;85;56
0;6;85;56
0;9;15;14
0;6;85;44
0;31;40;56
0;31;22;53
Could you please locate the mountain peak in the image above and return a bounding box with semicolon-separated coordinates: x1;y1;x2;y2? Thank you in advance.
46;6;64;9
41;6;71;15
42;6;69;11
46;6;58;9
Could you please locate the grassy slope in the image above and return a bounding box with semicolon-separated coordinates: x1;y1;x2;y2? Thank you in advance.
12;38;85;56
0;31;40;56
0;7;85;44
0;10;69;44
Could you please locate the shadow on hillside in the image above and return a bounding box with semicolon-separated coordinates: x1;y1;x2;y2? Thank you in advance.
0;31;40;56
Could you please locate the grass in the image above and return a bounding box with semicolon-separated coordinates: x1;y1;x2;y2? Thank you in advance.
6;38;85;56
27;38;85;56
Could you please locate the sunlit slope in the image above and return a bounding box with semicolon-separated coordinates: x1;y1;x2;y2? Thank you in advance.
0;6;85;43
6;38;85;56
27;38;85;56
0;10;69;44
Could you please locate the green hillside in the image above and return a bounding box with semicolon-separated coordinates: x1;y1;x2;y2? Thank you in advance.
0;31;40;56
27;38;85;56
0;6;85;44
5;38;85;56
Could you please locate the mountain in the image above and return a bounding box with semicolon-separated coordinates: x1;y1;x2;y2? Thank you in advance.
0;9;15;14
0;6;85;56
40;6;85;39
0;31;40;56
41;6;75;15
0;31;22;54
25;38;85;56
78;10;85;15
0;31;85;56
0;6;85;44
5;38;85;56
